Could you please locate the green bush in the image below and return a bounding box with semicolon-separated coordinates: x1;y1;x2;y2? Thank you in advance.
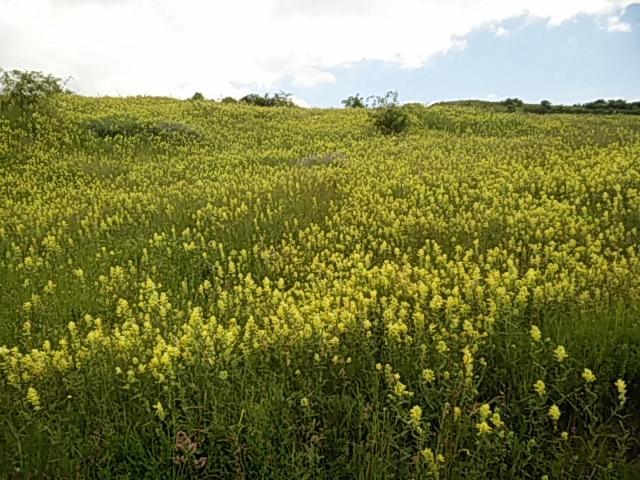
86;115;143;138
368;91;411;135
85;116;203;142
239;91;295;107
372;105;411;135
0;69;69;116
220;96;238;104
342;93;365;109
190;92;205;101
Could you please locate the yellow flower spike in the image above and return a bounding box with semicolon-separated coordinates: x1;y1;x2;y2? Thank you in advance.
26;387;41;411
409;405;422;429
453;407;461;420
548;404;561;422
475;421;492;435
421;447;435;464
534;380;546;397
491;412;504;428
553;345;568;363
154;401;166;420
530;325;542;342
421;368;435;382
581;368;596;383
615;379;627;406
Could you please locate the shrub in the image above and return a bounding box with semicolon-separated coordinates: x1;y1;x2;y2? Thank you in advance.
239;91;294;107
85;116;203;142
372;105;411;135
220;96;238;104
146;121;203;141
501;97;524;113
190;92;205;101
368;91;411;135
502;98;523;107
0;69;69;116
342;93;365;109
86;115;144;138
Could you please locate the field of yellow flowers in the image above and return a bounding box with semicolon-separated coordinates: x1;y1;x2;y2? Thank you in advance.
1;96;639;478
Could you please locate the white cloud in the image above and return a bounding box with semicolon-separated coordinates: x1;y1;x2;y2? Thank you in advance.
607;15;632;32
494;26;511;37
290;95;312;108
0;0;635;98
291;68;337;88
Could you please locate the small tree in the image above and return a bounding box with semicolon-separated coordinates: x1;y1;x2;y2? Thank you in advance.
239;91;294;107
191;92;205;101
372;105;411;135
368;90;399;109
0;69;68;115
502;97;523;112
369;90;411;135
342;93;365;109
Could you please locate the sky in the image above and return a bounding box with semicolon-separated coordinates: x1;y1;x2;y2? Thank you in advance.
1;0;638;106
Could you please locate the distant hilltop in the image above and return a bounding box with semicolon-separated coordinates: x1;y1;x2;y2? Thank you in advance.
431;98;640;115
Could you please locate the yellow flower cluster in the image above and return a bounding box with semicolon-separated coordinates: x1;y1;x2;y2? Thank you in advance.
0;97;638;473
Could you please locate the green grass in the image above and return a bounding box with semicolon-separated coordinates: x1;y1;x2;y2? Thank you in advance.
0;96;639;478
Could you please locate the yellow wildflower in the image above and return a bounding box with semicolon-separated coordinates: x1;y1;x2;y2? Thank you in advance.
553;345;568;363
534;380;546;397
581;368;596;383
548;404;561;422
422;447;434;464
475;421;492;435
530;325;542;342
422;368;435;382
615;379;627;406
491;412;504;428
409;405;422;429
154;401;166;420
26;387;41;411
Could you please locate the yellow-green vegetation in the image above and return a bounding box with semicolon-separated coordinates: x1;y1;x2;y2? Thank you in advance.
1;95;640;478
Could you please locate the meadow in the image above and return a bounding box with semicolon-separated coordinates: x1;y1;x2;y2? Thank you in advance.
1;96;639;478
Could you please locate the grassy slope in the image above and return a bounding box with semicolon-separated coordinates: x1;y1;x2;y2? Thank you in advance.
0;98;639;478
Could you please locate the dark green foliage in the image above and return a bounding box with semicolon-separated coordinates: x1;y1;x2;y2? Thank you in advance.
85;115;203;142
576;98;640;114
502;98;523;112
0;69;71;136
523;99;640;115
86;115;144;138
190;92;205;101
148;121;204;141
367;90;399;109
0;69;69;116
502;98;524;107
239;91;295;107
341;93;365;109
220;96;238;104
438;98;640;116
372;105;411;135
368;91;411;135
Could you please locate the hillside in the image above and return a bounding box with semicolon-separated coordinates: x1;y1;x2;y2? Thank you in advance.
1;97;640;478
